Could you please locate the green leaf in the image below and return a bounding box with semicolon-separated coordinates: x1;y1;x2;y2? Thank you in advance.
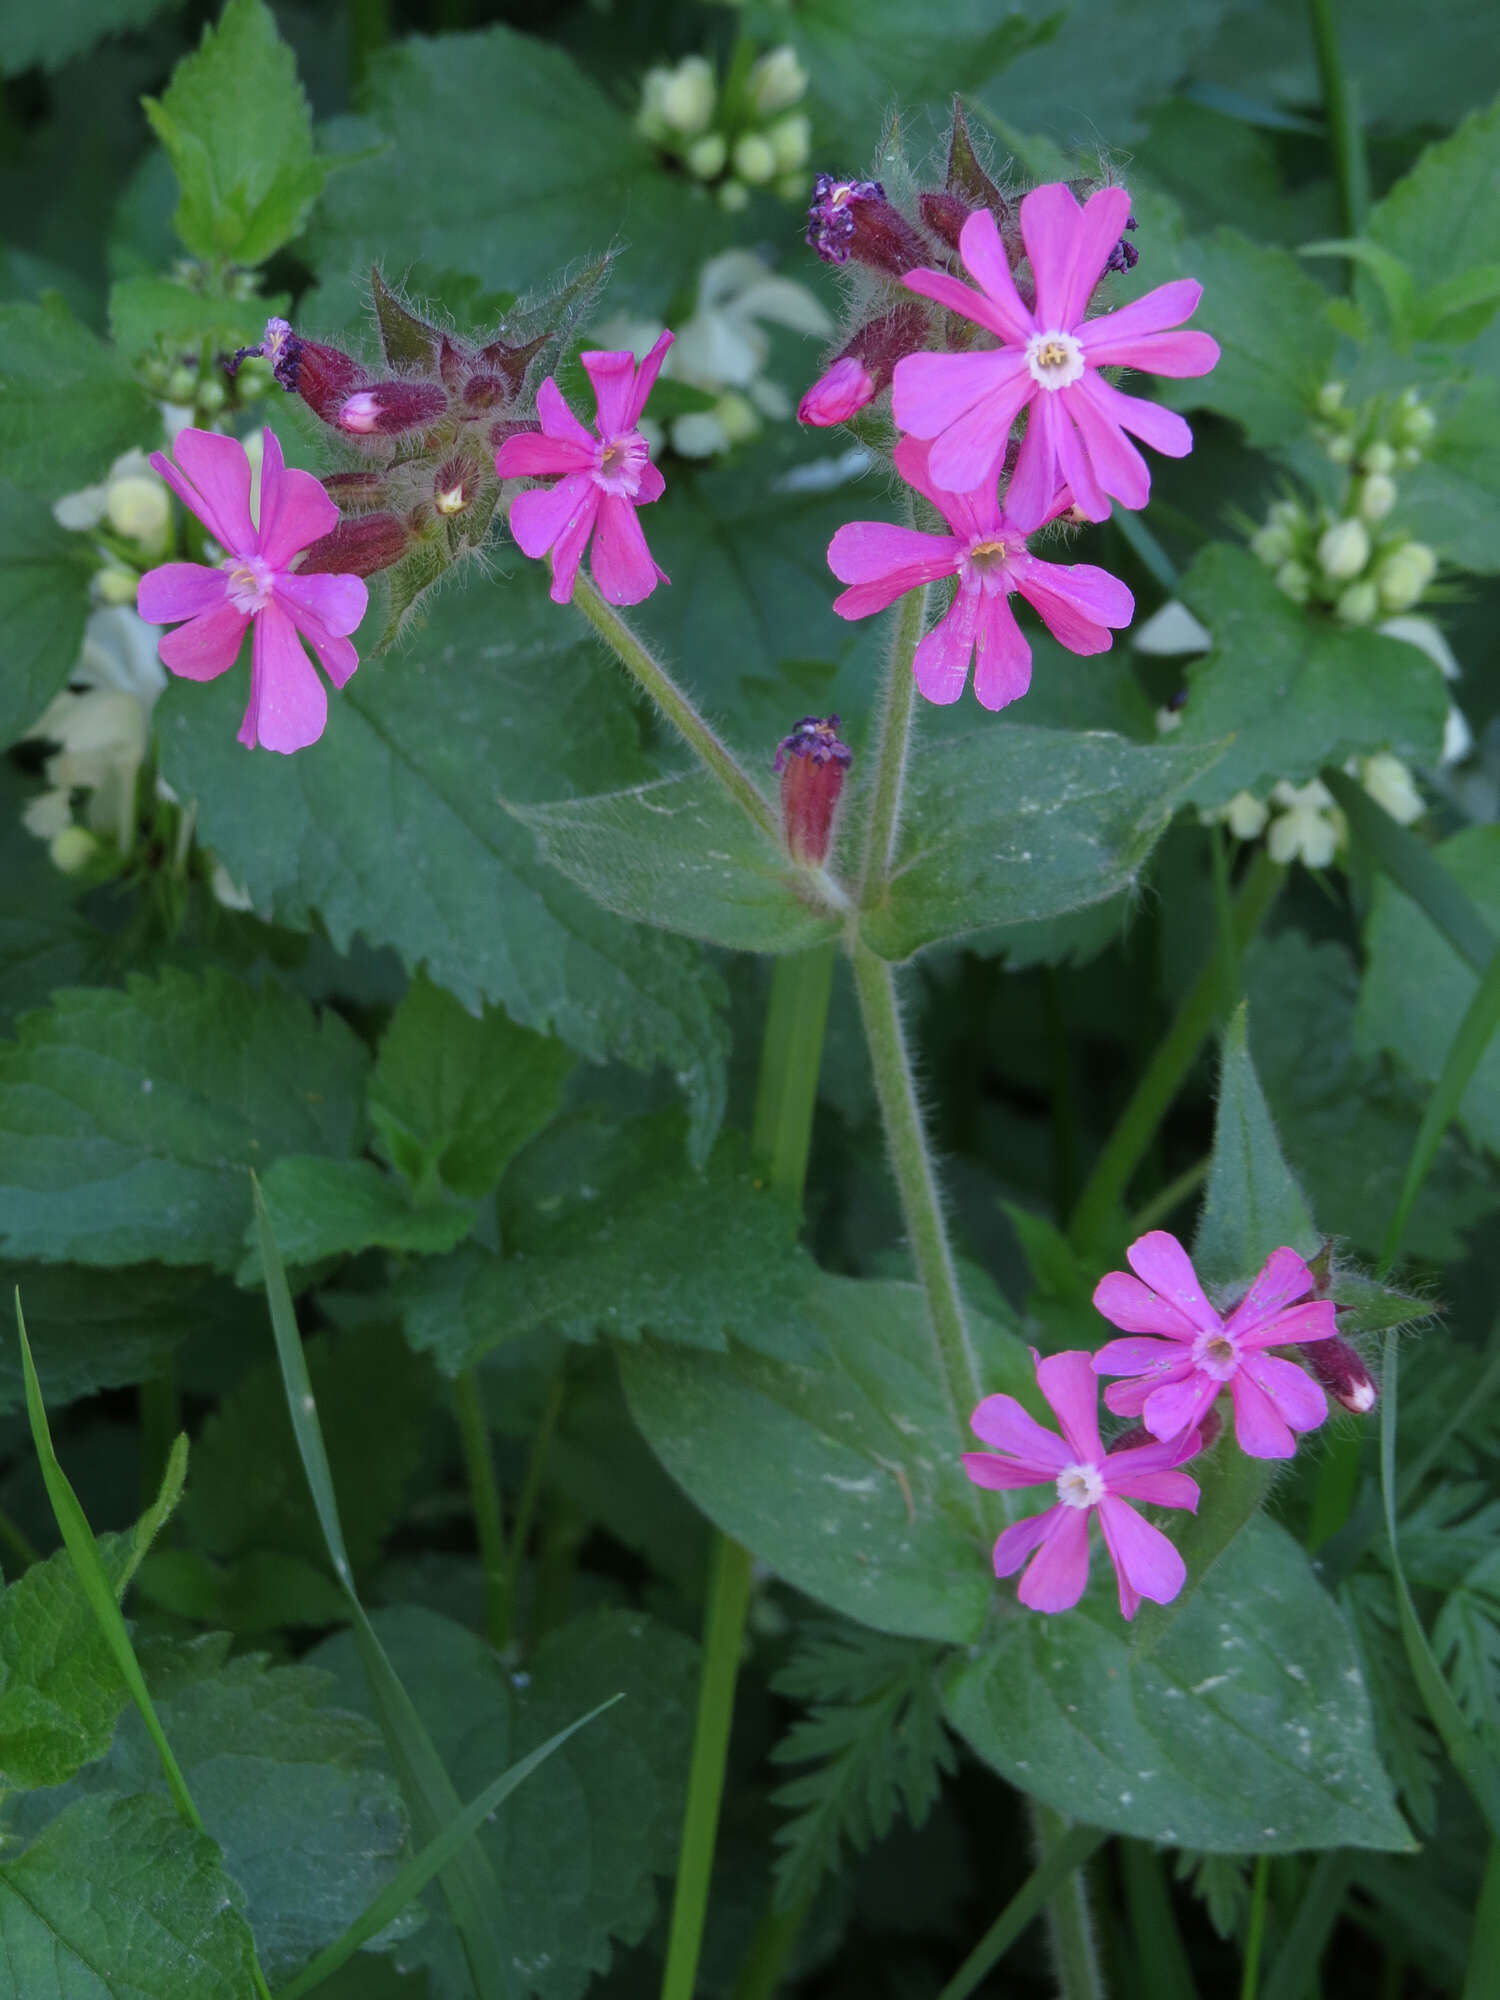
369;974;576;1201
398;1133;820;1374
859;726;1219;962
1173;545;1449;808
106;273;280;362
1365;96;1500;315
136;1548;351;1634
0;765;113;1022
0;0;181;77
305;26;729;322
0;483;96;749
312;1606;699;2000
1299;237;1418;345
0;300;156;501
238;1156;476;1283
621;1274;1029;1644
943;1514;1411;1853
512;771;843;957
0;967;369;1271
156;568;729;1163
1356;828;1500;1159
1327;767;1496;974
1193;1004;1317;1288
1395;372;1500;575
0;1792;261;1995
142;0;330;266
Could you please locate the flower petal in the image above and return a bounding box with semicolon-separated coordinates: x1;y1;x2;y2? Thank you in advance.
1125;1232;1220;1331
590;492;668;605
1092;1271;1201;1340
1224;1245;1318;1333
1022;182;1131;331
1077;280;1205;359
626;329;674;426
1035;1349;1104;1462
1103;1466;1200;1510
1017;1505;1092;1613
154;427;255;554
256;428;339;569
892;435;994;537
969;1391;1070;1470
275;578;364;691
1077;372;1194;458
137;562;228;626
1014;555;1133;656
1142;1369;1221;1442
970;592;1032;712
1240;1353;1328;1434
892;349;1027;447
911;589;981;705
1092;1335;1190;1377
956;206;1037;342
1004;395;1070;532
510;473;599;561
275;569;368;640
827;520;959;591
498;431;594;480
1097;1493;1186;1614
240;601;326;754
1103;1376;1153;1419
1236;1299;1340;1351
1228;1370;1297;1459
1064;379;1152;510
537;377;598;450
158;600;249;681
548;500;596;606
990;1507;1058;1577
636;459;666;505
582;348;640;435
962;1451;1057;1492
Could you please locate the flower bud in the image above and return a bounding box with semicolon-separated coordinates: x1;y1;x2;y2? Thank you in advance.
774;715;851;867
805;174;928;276
734;133;778;186
1317;518;1371;582
321;469;388;513
1249;522;1293;567
1315;380;1346;417
106;475;170;552
1335;579;1379;625
296;512;412;577
714;391;760;445
1275;559;1311;603
1324;432;1355;465
1357;752;1423;825
659;54;716;136
167;363;197;402
797;303;925;425
433;455;484;515
1358;473;1397;522
1222;791;1270;841
719;179;750;213
1377;540;1437;612
1299;1335;1377;1414
50;825;100;873
291;338;367;423
1268;499;1303;531
748;44;808;115
918;189;972;249
767;112;811;175
96;566;140;605
686;132;728;180
338;381;449;436
798;353;876;426
1362;441;1397;476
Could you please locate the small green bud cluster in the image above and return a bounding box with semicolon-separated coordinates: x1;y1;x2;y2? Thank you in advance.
53;449;173;606
636;44;810;210
1248;383;1440;623
133;267;278;430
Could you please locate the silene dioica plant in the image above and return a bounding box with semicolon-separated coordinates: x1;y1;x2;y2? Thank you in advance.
3;0;1500;1994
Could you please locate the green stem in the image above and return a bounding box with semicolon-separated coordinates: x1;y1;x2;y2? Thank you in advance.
1462;1840;1500;2000
453;1369;507;1650
730;1890;814;2000
500;1363;566;1650
1126;1155;1209;1236
1034;1803;1104;2000
938;1822;1109;2000
570;571;780;846
1070;847;1285;1248
139;1366;180;1517
1306;0;1369;237
851;939;984;1441
662;948;836;2000
858;578;927;902
1241;1855;1272;2000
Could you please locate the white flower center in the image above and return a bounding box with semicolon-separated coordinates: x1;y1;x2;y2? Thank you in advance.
1192;1328;1240;1382
1025;328;1085;391
223;554;274;614
1055;1461;1105;1510
593;431;650;499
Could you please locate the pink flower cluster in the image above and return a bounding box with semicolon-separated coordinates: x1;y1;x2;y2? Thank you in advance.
963;1231;1362;1619
812;181;1220;711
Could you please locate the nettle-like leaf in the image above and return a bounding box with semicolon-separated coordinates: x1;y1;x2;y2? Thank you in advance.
312;1606;698;2000
142;0;332;266
0;0;179;77
1396;369;1500;576
0;967;368;1271
1173;544;1449;807
10;1640;409;1987
0;1792;261;1995
1356;827;1500;1159
621;1273;1031;1644
770;1620;955;1909
0;484;97;750
156;565;730;1161
976;0;1223;149
1364;94;1500;333
106;273;280;365
1193;1004;1318;1288
859;726;1219;961
0;301;156;502
238;1156;477;1284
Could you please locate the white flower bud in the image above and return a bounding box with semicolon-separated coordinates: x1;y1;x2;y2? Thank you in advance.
1250;523;1293;566
50;825;100;874
1268;499;1303;530
718;178;749;213
748;45;808;115
1398;399;1436;446
685;132;727;179
1224;791;1270;841
1358;753;1424;825
659;55;716;135
733;133;778;185
1318;518;1370;582
1315;381;1346;416
196;378;226;416
167;364;197;402
1275;559;1312;603
767;111;811;174
1336;580;1379;625
94;566;140;605
1377;541;1437;612
671;410;731;458
1358;474;1397;522
1324;432;1355;465
714;390;760;444
1361;441;1396;475
106;475;169;552
1442;704;1473;766
1268;781;1343;868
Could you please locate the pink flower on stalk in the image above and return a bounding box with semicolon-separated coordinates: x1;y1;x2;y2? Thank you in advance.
1091;1232;1339;1460
891;185;1219;527
495;331;673;607
826;436;1133;710
963;1350;1201;1619
137;428;368;755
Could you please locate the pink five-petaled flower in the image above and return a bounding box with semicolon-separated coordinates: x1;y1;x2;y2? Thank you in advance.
1091;1231;1340;1460
136;428;368;754
495;331;673;607
826;436;1133;710
963;1350;1201;1620
891;184;1220;528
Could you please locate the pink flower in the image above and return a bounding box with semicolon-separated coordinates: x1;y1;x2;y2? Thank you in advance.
891;185;1220;527
1091;1232;1340;1459
799;355;876;427
137;428;368;755
826;436;1133;710
495;331;673;607
962;1349;1201;1619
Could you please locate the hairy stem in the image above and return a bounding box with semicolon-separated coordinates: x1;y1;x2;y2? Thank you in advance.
858;578;927;903
1307;0;1370;237
938;1823;1110;2000
453;1368;507;1649
570;572;780;845
1034;1803;1105;2000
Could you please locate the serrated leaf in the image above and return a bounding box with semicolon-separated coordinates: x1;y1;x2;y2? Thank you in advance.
312;1606;698;2000
107;273;280;362
1365;96;1500;311
0;0;181;77
0;967;369;1271
0;301;156;500
142;0;330;265
0;1792;260;1995
237;1156;477;1284
1173;545;1448;808
943;1515;1411;1852
512;772;841;956
859;726;1218;961
368;973;575;1201
621;1275;1030;1644
0;483;95;750
399;1134;819;1373
1193;1005;1318;1288
1395;371;1500;575
156;566;729;1162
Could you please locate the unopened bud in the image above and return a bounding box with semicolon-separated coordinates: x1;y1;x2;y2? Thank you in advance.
686;132;728;180
1299;1335;1377;1414
1106;1405;1222;1453
1324;432;1356;465
805;174;928;276
462;373;507;412
96;566;140;605
1358;752;1423;825
167;363;197;402
798;303;925;426
774;715;851;867
1398;399;1436;447
1377;540;1437;612
1275;559;1311;603
1223;791;1270;841
339;381;449;436
433;457;482;515
1315;380;1346;417
476;331;546;401
292;338;367;423
919;189;972;249
1358;474;1397;522
718;179;749;213
1317;518;1371;582
799;354;877;426
321;470;388;512
1362;441;1397;476
50;825;100;873
748;44;808;116
659;54;716;136
296;512;411;577
766;111;811;175
1335;580;1379;625
107;476;170;551
1249;522;1293;567
734;133;778;186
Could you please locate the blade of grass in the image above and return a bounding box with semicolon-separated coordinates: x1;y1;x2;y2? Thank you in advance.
14;1291;276;2000
1380;1331;1500;1838
1323;769;1496;975
1118;1841;1200;2000
1462;1840;1500;2000
1261;1852;1354;2000
251;1176;514;2000
937;1825;1110;2000
1240;1855;1271;2000
277;1695;621;2000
